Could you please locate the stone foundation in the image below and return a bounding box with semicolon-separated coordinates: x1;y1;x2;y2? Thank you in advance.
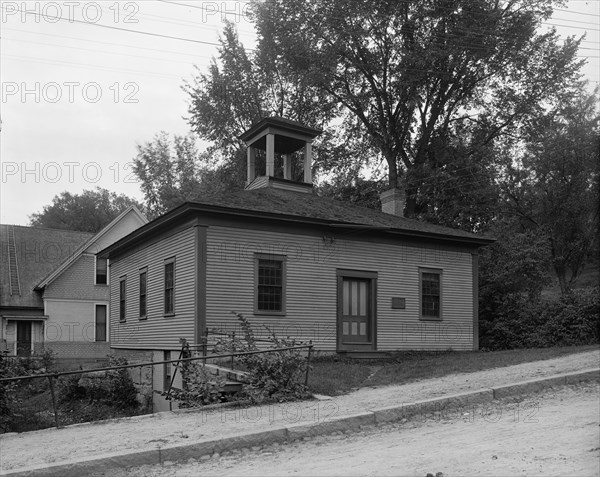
111;348;155;410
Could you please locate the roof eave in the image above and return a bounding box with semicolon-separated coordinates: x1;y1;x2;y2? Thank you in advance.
238;118;323;143
101;202;494;258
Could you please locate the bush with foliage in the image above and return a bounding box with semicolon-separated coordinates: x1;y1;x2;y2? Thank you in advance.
58;356;138;410
213;312;311;403
529;288;599;347
162;338;226;407
0;354;25;432
0;348;60;432
164;349;227;408
480;287;599;350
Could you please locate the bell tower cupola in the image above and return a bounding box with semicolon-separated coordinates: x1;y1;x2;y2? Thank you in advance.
238;117;322;193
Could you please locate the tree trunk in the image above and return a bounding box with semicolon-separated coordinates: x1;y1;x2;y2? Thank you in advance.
554;263;570;295
404;187;418;218
386;153;398;188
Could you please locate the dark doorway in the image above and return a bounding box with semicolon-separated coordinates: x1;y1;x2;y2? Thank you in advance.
16;321;32;357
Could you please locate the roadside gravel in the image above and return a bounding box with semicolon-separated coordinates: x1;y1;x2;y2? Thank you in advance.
1;349;598;472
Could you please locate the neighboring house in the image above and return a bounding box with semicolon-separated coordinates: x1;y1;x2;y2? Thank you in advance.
0;206;147;364
99;118;494;391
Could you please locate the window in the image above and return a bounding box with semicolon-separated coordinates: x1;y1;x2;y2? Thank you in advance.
119;278;126;322
255;254;286;314
139;269;147;319
164;259;175;315
96;257;108;285
95;304;107;342
420;269;442;320
164;351;172;391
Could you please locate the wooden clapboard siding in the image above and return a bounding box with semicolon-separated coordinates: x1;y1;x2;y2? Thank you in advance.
109;225;196;349
206;225;474;352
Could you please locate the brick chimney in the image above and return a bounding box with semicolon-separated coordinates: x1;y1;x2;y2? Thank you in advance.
380;188;405;217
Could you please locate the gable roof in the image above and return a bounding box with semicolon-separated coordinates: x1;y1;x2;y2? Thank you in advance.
0;225;93;308
34;205;147;290
100;188;494;259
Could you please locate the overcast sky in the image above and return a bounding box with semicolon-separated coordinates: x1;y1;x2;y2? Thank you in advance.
1;0;598;226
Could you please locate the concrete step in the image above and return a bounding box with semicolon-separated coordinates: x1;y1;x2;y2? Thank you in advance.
203;364;250;384
340;351;393;359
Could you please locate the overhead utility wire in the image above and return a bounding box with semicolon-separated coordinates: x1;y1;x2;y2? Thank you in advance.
0;5;253;49
554;8;600;17
3;3;597;46
3;54;185;80
4;20;597;54
2;6;596;77
1;27;235;58
2;3;597;60
2;37;215;65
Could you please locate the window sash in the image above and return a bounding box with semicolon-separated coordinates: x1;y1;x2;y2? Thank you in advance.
95;305;107;342
139;271;147;318
96;258;108;285
164;261;174;314
119;279;126;322
420;270;441;318
256;256;285;313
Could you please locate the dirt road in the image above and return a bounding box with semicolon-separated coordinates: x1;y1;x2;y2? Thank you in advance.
1;350;598;474
111;382;600;477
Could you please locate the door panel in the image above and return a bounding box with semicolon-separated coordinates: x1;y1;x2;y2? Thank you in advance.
340;278;370;344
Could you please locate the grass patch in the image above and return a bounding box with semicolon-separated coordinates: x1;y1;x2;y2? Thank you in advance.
308;344;598;396
307;359;375;396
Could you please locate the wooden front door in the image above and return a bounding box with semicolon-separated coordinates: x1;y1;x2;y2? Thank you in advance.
337;271;377;351
16;321;32;357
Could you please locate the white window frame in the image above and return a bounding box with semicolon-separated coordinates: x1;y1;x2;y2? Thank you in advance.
95;256;109;285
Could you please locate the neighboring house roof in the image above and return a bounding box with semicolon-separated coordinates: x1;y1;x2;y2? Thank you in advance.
34;206;147;290
100;188;494;258
0;225;93;309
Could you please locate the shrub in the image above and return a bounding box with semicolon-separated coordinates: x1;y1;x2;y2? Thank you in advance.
214;312;311;403
162;338;227;407
480;287;599;350
166;359;227;408
530;288;600;347
0;355;25;432
58;356;138;410
0;348;60;433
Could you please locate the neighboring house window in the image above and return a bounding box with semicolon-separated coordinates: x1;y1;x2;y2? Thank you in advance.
119;278;126;322
420;268;442;320
95;304;107;342
96;257;108;285
164;259;175;315
255;254;286;314
139;269;147;319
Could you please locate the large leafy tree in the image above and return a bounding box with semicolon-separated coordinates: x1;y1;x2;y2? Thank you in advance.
501;85;599;293
185;21;338;182
29;187;143;233
253;0;583;217
131;22;352;215
132;132;239;217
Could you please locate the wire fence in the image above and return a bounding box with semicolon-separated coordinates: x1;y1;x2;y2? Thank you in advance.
0;343;314;432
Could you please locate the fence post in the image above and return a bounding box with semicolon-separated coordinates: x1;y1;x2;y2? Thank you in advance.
47;375;60;429
305;342;313;387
